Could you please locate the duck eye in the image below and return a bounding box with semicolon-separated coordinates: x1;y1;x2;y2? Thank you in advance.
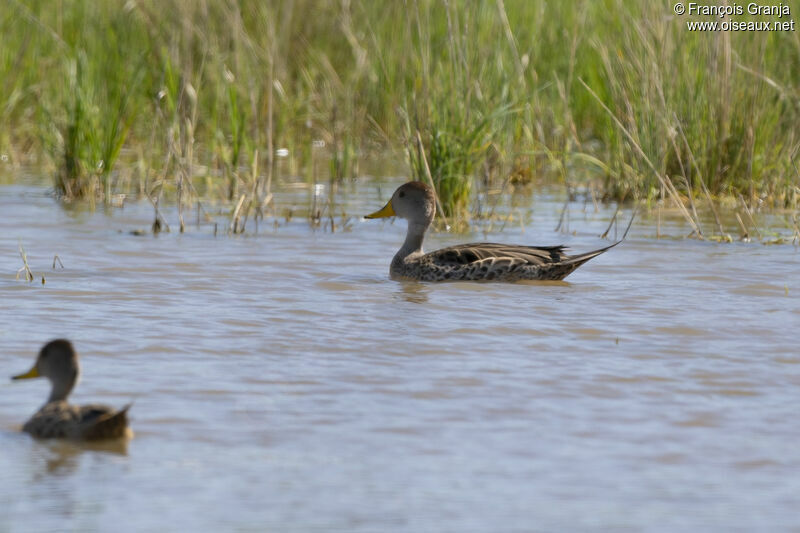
398;191;405;198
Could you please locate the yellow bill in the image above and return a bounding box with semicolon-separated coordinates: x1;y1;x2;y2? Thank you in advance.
12;366;39;380
365;200;396;219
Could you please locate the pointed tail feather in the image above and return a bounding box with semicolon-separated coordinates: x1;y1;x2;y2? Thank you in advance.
539;242;616;280
544;209;636;280
563;239;622;267
83;404;132;440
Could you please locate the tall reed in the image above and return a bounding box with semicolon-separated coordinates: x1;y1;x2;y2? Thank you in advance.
0;0;796;212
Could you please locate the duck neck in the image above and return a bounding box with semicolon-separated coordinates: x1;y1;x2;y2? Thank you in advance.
48;373;77;403
394;220;429;262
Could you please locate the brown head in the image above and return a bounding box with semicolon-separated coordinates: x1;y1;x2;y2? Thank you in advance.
12;339;80;403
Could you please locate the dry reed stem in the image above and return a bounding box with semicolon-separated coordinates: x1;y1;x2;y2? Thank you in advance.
146;193;170;234
601;206;620;240
738;193;762;240
554;196;570;233
734;212;749;240
17;242;34;282
621;208;636;241
789;215;800;245
230;194;247;234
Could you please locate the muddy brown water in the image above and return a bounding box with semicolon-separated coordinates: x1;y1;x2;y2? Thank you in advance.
1;178;798;531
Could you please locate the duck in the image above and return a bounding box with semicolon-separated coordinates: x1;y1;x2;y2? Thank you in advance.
11;339;132;440
365;181;626;281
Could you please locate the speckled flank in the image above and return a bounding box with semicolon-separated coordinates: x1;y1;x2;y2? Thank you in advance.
391;241;618;282
22;402;130;440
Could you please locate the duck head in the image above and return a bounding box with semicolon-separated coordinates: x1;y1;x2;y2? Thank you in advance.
365;181;436;228
12;339;80;403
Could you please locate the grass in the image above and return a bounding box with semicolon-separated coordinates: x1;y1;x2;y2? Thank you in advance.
0;0;798;224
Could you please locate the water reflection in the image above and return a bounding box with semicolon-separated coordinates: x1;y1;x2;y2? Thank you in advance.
2;183;800;531
33;438;128;477
517;279;571;287
394;281;429;304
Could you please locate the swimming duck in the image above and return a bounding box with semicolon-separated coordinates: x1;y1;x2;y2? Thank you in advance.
365;181;624;281
11;339;132;440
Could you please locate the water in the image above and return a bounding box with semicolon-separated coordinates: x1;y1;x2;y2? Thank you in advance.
1;180;798;532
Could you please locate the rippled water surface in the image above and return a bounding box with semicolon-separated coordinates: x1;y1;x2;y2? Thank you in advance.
1;180;798;532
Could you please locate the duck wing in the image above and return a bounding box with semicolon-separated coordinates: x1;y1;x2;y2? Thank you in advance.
420;241;620;281
425;242;570;266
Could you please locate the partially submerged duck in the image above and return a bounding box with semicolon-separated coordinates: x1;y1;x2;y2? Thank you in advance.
11;339;132;440
366;181;626;282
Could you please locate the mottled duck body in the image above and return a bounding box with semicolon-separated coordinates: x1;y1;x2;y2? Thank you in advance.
11;339;132;440
365;181;623;282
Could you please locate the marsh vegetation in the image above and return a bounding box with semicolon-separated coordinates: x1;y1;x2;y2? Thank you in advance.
1;0;798;235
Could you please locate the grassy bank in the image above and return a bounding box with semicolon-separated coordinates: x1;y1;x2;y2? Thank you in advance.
1;0;798;221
